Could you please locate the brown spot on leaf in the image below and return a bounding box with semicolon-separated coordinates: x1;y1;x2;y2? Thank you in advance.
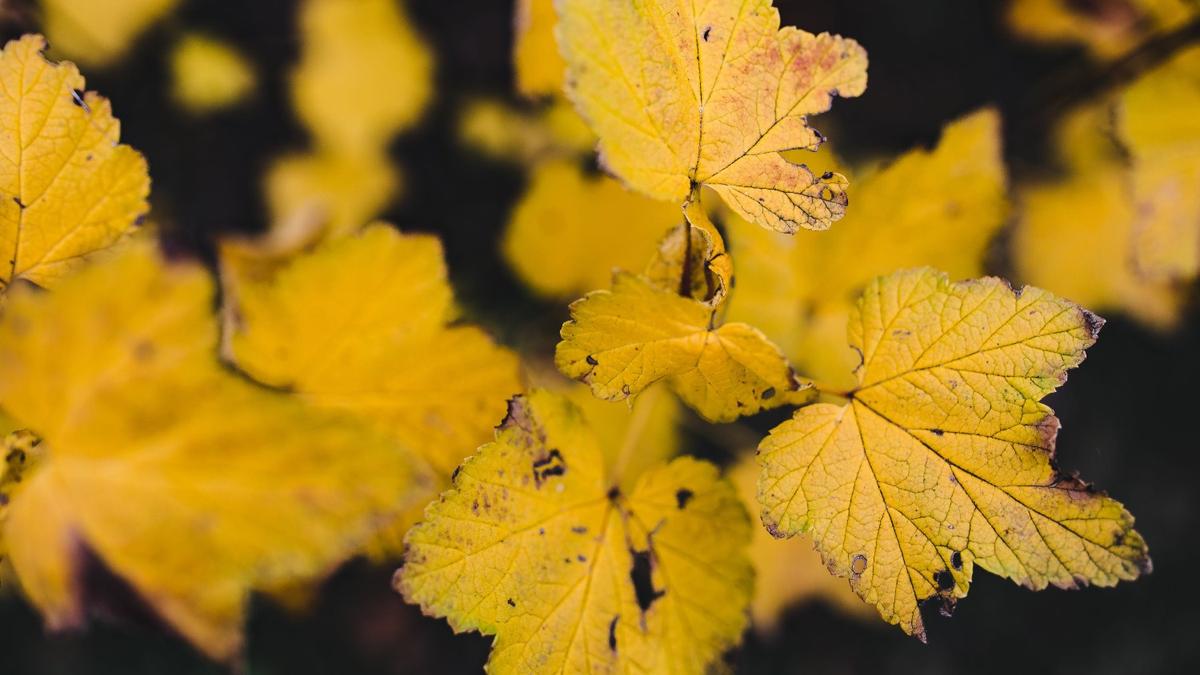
850;554;868;575
630;550;664;612
532;449;567;487
675;488;694;509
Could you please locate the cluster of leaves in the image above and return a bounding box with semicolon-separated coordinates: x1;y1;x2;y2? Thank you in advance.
0;31;514;661
1;0;1195;672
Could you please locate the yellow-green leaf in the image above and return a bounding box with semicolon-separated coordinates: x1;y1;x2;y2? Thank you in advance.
0;242;431;660
727;110;1008;388
558;0;867;232
398;389;751;674
757;268;1149;640
0;35;149;291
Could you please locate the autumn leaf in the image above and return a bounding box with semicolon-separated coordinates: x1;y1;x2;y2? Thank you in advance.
1007;0;1197;59
0;242;432;660
1013;104;1183;329
169;33;256;113
567;382;682;492
1117;43;1200;283
757;268;1150;640
557;0;867;232
41;0;178;67
289;0;431;155
557;204;809;422
264;150;398;241
514;0;567;98
397;389;751;674
0;35;149;291
503;160;682;298
227;223;522;481
726;110;1008;388
266;0;432;236
728;456;875;632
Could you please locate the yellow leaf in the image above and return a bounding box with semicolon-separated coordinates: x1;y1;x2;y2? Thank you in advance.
757;268;1150;640
558;0;867;232
459;97;596;165
1013;104;1184;329
514;0;567;98
42;0;178;67
504;160;681;298
291;0;432;155
1007;0;1196;59
1118;44;1200;282
0;35;149;290
228;223;522;481
398;390;752;674
264;150;398;239
216;211;330;290
567;383;682;493
644;201;734;308
557;204;809;422
0;430;43;560
267;0;432;235
0;242;431;659
727;110;1008;388
169;33;256;113
728;456;875;632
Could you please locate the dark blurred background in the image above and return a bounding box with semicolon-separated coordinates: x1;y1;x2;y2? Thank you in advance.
1;0;1198;673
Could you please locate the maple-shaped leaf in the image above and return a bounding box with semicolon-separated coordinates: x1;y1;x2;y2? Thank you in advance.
0;242;432;660
0;35;149;291
42;0;178;67
757;268;1150;640
728;455;876;632
557;204;809;422
397;389;751;674
1013;104;1183;330
227;223;522;481
504;160;681;298
557;0;867;232
1117;43;1200;283
726;110;1008;388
